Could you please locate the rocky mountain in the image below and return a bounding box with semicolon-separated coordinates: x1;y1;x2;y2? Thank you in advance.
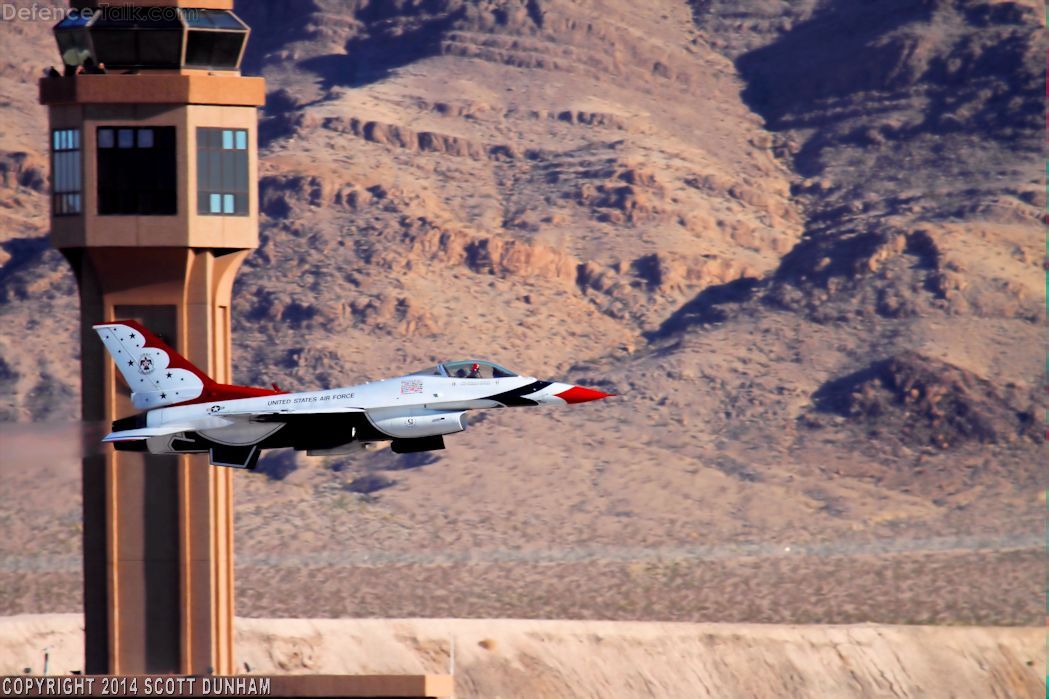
0;0;1043;623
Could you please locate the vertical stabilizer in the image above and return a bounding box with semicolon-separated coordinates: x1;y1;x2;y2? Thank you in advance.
94;320;208;409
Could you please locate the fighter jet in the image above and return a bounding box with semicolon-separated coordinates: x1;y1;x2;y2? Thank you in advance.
95;320;613;469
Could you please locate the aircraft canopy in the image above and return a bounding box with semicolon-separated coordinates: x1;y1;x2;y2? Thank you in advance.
410;360;518;379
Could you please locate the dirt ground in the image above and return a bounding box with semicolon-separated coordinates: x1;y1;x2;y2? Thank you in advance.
1;615;1043;699
0;424;1040;627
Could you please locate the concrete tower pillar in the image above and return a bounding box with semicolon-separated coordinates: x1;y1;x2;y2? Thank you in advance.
39;0;264;674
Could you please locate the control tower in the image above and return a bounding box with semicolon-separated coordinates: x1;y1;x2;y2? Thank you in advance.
39;0;264;674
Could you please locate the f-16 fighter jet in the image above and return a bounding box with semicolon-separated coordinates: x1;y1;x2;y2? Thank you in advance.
95;320;613;469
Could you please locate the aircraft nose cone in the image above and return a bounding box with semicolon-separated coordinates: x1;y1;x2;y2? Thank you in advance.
555;385;615;404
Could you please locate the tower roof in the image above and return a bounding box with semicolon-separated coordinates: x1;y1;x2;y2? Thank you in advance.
70;1;234;9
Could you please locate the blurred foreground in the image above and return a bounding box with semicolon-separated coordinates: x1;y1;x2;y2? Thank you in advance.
1;615;1043;698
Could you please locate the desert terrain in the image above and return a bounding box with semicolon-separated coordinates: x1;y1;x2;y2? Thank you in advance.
0;0;1045;696
2;615;1044;698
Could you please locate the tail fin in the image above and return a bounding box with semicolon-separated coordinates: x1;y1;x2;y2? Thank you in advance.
93;320;281;409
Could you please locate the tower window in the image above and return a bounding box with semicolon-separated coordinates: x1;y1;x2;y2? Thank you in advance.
52;8;249;71
52;128;82;216
88;8;183;69
97;126;177;215
183;10;248;70
197;128;248;216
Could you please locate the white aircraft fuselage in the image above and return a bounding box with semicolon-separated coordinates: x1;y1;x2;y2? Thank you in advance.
96;320;612;468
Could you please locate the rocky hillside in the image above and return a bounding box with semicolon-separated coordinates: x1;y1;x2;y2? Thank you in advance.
0;0;1043;623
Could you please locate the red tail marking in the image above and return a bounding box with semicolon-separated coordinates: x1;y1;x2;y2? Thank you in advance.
96;319;285;405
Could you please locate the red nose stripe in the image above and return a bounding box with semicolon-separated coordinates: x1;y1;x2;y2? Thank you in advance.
556;386;614;404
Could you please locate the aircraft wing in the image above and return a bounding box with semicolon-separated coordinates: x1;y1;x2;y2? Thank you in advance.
247;406;366;421
103;424;202;442
103;407;365;442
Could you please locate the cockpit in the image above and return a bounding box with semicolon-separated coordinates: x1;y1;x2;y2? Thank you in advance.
410;360;519;379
